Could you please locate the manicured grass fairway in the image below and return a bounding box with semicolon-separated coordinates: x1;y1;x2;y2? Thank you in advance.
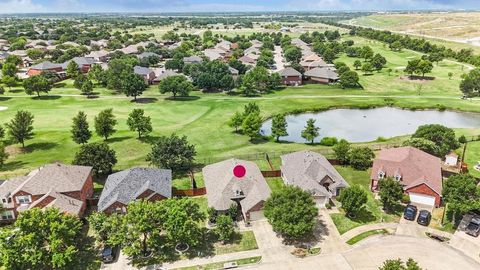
1;35;480;179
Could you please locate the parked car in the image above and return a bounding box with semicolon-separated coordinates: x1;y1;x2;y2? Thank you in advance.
417;210;431;226
465;217;480;237
102;246;118;263
404;204;418;221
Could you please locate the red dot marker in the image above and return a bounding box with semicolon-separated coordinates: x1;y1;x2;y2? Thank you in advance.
233;165;246;178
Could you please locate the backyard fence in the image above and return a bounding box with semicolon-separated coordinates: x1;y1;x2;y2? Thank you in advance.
172;187;207;197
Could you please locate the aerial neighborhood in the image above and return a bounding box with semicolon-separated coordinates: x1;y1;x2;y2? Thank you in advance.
1;8;480;270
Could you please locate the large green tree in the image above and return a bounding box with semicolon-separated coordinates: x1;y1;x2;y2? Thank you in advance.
242;112;263;140
71;111;91;144
333;139;351;165
264;186;318;239
122;73;147;101
23;75;53;97
72;142;117;175
215;215;235;243
378;178;404;212
339;185;368;217
443;174;480;223
146;134;196;173
348;147;375;170
460;68;480;97
271;114;288;142
94;108;117;140
301;118;319;144
159;75;195;98
412;124;459;157
127;109;152;139
0;208;82;269
6;110;34;148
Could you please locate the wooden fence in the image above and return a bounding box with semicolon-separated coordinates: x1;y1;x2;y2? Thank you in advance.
261;170;281;178
172;187;207;197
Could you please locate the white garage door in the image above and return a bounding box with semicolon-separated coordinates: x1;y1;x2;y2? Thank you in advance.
409;193;435;206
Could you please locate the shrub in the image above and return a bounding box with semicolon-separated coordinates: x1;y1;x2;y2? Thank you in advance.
319;137;338;146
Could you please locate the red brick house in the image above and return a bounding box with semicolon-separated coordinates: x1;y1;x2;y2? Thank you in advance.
370;146;443;207
0;163;93;222
27;61;63;76
277;67;302;86
97;168;172;214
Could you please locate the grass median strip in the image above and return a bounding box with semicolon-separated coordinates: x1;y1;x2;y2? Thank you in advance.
346;229;389;245
174;256;262;270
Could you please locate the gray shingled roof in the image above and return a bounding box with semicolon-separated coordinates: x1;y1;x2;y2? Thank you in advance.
134;65;153;76
29;189;83;216
138;52;160;59
281;150;348;198
304;67;339;80
98;167;172;212
183;55;203;63
277;67;301;77
203;159;271;214
30;61;62;70
12;163;92;196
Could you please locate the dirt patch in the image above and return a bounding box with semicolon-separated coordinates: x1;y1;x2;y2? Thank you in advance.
5;145;24;157
398;75;435;83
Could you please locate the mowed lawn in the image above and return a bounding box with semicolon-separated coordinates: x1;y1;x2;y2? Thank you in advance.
1;35;480;178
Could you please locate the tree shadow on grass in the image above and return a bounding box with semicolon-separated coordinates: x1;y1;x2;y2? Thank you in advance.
106;136;131;143
0;160;27;172
53;82;67;88
283;218;328;248
8;89;23;93
249;137;269;145
348;207;376;224
24;142;58;153
71;224;102;270
165;96;200;101
133;97;158;104
139;135;161;144
32;95;62;100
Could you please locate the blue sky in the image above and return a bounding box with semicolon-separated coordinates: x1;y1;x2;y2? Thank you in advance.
0;0;479;13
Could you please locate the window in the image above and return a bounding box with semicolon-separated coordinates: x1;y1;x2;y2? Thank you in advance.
394;174;402;181
1;210;14;220
16;195;31;204
378;171;386;179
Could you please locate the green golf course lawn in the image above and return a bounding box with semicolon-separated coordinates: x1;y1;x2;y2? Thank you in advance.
1;35;480;179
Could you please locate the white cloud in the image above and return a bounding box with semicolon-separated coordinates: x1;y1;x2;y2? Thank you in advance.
0;0;45;13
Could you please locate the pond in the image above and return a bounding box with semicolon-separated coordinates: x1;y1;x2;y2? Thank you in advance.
260;107;480;143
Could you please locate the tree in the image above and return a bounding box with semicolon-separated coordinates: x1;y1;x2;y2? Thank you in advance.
23;75;52;97
6;110;34;148
94;109;117;140
339;70;360;88
301;118;319;144
0;143;8;167
460;68;480;97
417;59;433;77
127;109;152;139
284;46;302;63
402;138;439;156
88;63;103;81
2;75;16;90
158;198;206;247
378;178;404;212
372;53;387;72
242;112;262;140
72;142;117;175
228;111;243;133
122;73;147;101
389;41;403;52
361;62;374;75
0;86;4;95
159;75;195;98
81;79;94;96
0;208;82;269
333;139;351;165
2;62;17;78
66;60;80;78
412;124;459;157
379;258;423;270
428;52;444;65
360;46;374;61
458;135;467;144
348;147;375;170
271;114;288;142
443;174;480;223
215;215;235;243
73;73;88;90
71;111;91;144
146;134;196;173
448;72;453;80
353;60;362;70
264;186;318;239
339;185;368;217
405;59;421;76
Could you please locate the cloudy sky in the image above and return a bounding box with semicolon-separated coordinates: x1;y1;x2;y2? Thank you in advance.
0;0;479;13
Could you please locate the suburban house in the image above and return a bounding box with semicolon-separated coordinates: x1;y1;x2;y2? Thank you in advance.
183;55;203;64
203;48;224;61
153;69;179;84
27;61;63;76
85;50;110;62
370;146;443;207
281;150;348;207
137;52;161;60
97;167;172;214
118;45;139;55
0;163;94;222
64;57;95;73
134;65;156;84
300;57;329;71
277;67;302;86
238;55;256;66
203;159;271;222
304;67;339;84
229;66;239;80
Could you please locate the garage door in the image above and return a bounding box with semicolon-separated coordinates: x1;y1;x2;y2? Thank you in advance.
409;193;435;206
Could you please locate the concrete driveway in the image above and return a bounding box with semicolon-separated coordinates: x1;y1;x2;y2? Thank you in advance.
273;46;285;72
